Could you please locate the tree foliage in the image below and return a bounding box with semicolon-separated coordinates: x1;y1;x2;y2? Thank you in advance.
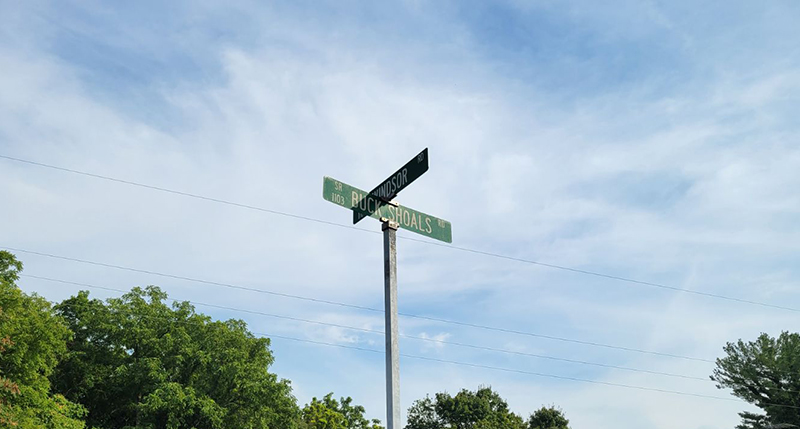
52;286;300;429
527;406;570;429
712;332;800;429
301;393;382;429
0;251;23;285
405;387;526;429
0;252;575;429
0;251;86;428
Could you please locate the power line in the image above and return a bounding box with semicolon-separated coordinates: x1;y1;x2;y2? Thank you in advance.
9;247;379;313
2;154;797;314
261;334;800;408
23;276;800;408
402;237;800;314
0;155;368;235
7;247;713;363
23;273;712;383
38;274;800;397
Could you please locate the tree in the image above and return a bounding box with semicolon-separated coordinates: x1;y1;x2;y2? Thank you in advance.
0;251;86;428
52;285;300;429
405;387;526;429
0;250;23;285
528;406;570;429
301;393;382;429
712;332;800;429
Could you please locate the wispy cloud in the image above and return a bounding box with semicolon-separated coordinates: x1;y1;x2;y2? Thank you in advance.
1;1;799;428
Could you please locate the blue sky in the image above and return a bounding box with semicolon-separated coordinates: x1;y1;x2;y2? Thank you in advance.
2;1;800;428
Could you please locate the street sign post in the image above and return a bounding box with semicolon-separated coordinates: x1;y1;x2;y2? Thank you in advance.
353;148;429;224
321;149;451;429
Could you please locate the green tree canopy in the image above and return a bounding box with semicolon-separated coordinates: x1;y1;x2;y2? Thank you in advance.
712;332;800;429
52;285;300;429
405;387;526;429
0;250;23;285
0;251;86;428
527;406;570;429
301;393;382;429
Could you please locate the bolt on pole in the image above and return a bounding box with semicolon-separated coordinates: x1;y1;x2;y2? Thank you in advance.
382;220;400;429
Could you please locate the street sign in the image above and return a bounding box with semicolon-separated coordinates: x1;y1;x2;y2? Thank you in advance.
352;148;429;224
324;176;452;243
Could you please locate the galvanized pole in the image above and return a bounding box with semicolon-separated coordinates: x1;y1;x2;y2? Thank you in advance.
382;220;400;429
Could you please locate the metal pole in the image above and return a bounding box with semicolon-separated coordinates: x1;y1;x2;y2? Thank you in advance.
382;220;400;429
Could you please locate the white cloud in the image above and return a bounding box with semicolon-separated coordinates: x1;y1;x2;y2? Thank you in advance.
2;2;799;428
416;332;452;352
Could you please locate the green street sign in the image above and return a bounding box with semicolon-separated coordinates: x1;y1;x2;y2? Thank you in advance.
353;148;429;224
323;176;452;243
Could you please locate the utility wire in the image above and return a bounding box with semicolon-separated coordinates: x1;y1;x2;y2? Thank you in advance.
2;154;798;314
8;247;379;313
0;155;370;235
26;277;800;406
259;335;800;408
401;237;800;314
36;274;800;396
23;273;712;383
6;155;800;409
7;247;713;363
